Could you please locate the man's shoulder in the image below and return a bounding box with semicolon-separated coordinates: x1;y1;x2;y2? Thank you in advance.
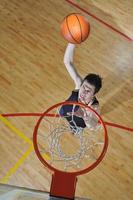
91;97;100;114
72;89;79;93
92;97;99;105
66;90;79;101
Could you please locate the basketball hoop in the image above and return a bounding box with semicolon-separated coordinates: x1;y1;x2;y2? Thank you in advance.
33;101;108;199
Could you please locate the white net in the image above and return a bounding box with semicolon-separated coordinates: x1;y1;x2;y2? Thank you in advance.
37;103;104;172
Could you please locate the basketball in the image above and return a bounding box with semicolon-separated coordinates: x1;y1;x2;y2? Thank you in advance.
61;13;90;44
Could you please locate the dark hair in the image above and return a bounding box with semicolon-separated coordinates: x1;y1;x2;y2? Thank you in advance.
83;73;102;94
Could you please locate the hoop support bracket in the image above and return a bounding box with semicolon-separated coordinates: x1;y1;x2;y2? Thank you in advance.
50;171;77;199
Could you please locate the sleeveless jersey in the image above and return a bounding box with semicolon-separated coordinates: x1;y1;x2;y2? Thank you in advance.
59;90;99;131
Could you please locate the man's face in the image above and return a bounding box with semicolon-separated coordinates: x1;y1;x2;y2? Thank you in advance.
78;80;95;104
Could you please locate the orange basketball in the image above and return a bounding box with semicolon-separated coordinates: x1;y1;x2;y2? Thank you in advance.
61;13;90;44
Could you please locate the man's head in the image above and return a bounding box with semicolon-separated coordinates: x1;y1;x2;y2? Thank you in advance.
78;73;102;104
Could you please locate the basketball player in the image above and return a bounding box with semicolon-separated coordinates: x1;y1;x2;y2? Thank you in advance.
60;43;102;133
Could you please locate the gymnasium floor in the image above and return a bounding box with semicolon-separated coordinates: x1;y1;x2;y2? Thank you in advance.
0;0;133;199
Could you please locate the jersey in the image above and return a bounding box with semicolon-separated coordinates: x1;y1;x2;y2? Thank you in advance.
59;90;99;133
